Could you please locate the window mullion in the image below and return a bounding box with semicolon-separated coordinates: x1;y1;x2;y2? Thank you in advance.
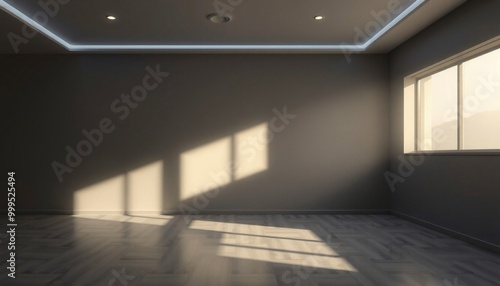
415;80;420;151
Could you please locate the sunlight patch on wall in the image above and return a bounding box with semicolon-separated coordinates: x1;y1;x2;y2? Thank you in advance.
234;123;269;180
128;161;163;214
180;137;232;200
180;123;269;201
74;175;125;213
73;160;164;214
72;214;173;226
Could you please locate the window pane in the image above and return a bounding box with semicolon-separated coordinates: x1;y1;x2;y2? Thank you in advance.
418;66;458;151
462;48;500;150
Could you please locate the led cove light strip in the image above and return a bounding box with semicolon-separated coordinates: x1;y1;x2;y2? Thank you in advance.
0;0;425;52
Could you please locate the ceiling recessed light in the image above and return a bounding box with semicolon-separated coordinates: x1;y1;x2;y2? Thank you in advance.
314;15;324;20
207;13;231;24
106;15;116;20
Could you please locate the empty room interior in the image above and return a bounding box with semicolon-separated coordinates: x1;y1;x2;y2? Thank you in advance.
1;0;500;285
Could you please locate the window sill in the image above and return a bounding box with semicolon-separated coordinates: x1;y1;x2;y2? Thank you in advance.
404;150;500;156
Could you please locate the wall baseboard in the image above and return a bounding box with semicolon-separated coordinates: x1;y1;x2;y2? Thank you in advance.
1;209;390;215
163;209;390;215
391;210;500;255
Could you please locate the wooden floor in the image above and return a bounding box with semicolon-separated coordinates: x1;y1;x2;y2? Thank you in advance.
1;214;499;286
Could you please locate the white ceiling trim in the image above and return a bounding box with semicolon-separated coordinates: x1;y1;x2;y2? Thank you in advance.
0;0;426;52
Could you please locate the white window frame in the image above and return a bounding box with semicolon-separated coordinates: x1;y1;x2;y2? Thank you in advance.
404;36;500;155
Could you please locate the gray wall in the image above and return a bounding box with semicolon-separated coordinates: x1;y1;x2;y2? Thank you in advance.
389;0;500;246
2;54;390;213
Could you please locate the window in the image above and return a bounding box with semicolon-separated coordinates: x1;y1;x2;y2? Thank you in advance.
417;66;458;151
404;38;500;153
461;49;500;150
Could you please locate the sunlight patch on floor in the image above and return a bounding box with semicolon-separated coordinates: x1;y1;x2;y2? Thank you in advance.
189;220;357;271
